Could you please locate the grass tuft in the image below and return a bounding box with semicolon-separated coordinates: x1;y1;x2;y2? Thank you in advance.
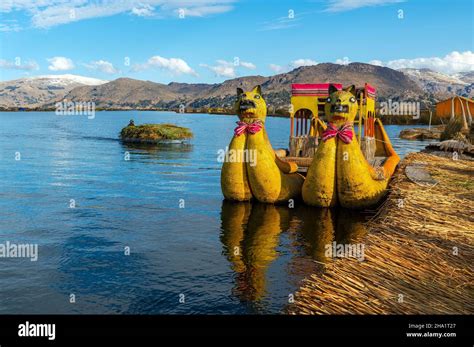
440;118;463;141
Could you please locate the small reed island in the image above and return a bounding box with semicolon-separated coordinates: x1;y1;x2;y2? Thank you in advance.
399;125;443;140
120;119;193;144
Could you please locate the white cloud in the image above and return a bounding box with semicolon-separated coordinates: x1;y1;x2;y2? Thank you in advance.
132;56;197;76
240;61;256;70
325;0;404;12
31;4;122;29
201;61;236;78
269;64;285;73
260;15;301;31
0;20;21;32
172;5;234;17
1;1;236;29
368;59;383;66
201;59;256;78
335;56;351;65
84;60;119;74
268;59;317;74
47;56;75;71
291;59;318;68
371;51;474;74
131;4;155;17
0;59;39;70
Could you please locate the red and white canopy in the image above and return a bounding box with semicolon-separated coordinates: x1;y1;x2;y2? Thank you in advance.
291;83;342;97
365;83;376;99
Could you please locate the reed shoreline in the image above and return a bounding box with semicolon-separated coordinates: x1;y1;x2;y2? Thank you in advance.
289;151;474;314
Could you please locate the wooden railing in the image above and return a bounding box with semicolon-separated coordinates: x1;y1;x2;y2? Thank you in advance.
291;109;313;137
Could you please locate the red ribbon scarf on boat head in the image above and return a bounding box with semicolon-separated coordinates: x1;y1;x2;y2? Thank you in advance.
322;122;354;144
234;120;263;136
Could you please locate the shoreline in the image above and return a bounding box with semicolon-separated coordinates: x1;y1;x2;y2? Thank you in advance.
289;151;473;314
0;109;289;119
0;109;443;124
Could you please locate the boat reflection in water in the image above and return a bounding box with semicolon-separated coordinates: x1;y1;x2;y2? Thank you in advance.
220;200;370;303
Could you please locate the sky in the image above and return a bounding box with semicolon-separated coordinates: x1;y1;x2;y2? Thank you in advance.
0;0;473;83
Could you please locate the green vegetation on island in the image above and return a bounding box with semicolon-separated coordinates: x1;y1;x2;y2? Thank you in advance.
120;121;193;144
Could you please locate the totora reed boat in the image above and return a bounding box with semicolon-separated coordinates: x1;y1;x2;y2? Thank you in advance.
280;83;400;209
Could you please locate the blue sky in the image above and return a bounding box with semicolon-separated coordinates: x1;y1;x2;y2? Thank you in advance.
0;0;473;83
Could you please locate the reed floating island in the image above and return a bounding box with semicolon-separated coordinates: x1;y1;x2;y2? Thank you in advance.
120;121;193;144
399;126;443;140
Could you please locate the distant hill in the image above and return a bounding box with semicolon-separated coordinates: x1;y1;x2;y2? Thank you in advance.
0;74;108;109
59;63;425;111
1;63;472;111
58;77;180;109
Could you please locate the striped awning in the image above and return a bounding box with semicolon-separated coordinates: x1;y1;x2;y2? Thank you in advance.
365;83;376;99
291;83;342;97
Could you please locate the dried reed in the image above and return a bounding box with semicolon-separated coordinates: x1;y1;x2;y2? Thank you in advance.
289;152;474;314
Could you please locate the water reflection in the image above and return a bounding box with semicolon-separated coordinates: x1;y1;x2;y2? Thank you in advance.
220;201;371;303
298;207;368;262
121;142;193;153
220;202;287;301
120;142;194;166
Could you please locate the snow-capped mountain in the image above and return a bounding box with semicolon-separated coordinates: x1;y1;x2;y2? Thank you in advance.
454;71;474;84
0;74;108;108
399;68;473;98
29;74;109;86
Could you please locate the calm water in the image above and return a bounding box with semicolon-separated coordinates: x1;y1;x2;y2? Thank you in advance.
0;111;430;314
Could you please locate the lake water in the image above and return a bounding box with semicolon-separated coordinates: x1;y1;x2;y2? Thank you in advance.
0;111;431;314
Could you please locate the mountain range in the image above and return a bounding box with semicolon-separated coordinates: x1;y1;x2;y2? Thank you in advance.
0;74;108;109
1;63;472;111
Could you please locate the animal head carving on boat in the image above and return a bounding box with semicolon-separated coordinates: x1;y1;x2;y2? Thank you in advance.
222;84;303;203
234;85;267;123
325;84;358;125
